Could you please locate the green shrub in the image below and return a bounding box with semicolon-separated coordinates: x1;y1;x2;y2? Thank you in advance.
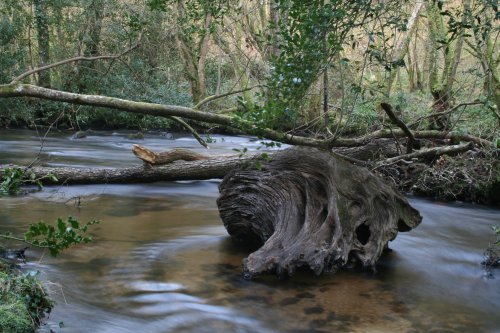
0;271;54;333
0;300;33;333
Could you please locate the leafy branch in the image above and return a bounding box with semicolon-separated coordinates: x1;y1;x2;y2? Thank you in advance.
1;217;100;257
0;167;58;196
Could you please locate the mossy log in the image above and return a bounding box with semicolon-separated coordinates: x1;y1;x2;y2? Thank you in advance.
217;147;422;278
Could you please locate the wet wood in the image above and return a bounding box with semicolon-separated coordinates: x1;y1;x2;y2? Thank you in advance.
132;144;210;165
217;147;422;278
0;155;254;185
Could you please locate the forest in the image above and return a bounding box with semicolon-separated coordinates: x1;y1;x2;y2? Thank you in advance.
0;0;499;332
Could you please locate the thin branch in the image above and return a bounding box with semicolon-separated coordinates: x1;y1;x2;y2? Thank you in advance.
11;43;140;84
407;101;484;128
374;142;474;169
170;116;209;148
194;84;264;109
214;107;238;114
380;102;417;153
0;234;50;248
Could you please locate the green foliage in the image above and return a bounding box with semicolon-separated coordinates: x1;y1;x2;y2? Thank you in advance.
0;216;99;330
1;217;99;257
0;168;25;196
22;217;100;257
483;225;500;277
260;0;402;129
0;300;34;333
148;0;229;48
232;147;248;158
0;271;54;331
0;168;58;196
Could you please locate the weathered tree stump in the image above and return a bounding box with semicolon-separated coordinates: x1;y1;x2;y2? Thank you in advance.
217;147;422;278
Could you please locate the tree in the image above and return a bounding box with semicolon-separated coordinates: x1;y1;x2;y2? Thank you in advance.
77;0;105;92
426;0;470;129
466;0;500;120
33;0;51;88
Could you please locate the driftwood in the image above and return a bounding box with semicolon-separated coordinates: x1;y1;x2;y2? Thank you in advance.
0;155;254;185
217;147;422;278
132;145;210;165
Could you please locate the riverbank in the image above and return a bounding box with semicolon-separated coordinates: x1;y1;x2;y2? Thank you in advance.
376;148;500;207
0;263;53;333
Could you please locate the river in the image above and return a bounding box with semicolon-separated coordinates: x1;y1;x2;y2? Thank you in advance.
0;129;499;333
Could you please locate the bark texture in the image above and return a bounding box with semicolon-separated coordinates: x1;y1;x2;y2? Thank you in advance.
217;147;422;278
0;155;252;185
132;145;210;165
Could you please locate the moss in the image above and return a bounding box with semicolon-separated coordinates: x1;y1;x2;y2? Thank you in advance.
0;301;34;333
0;269;53;333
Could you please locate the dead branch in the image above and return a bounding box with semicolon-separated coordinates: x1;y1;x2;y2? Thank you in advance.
407;101;484;128
132;145;211;165
169;116;209;148
194;84;264;109
380;102;417;153
374;142;474;168
10;43;140;84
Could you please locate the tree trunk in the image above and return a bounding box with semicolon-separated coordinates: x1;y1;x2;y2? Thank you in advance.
77;0;105;92
0;154;254;185
174;2;211;103
468;3;500;118
217;147;422;278
426;0;469;130
0;84;491;148
33;0;50;88
385;0;424;95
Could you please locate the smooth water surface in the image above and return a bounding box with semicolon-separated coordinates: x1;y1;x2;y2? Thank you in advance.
0;129;499;333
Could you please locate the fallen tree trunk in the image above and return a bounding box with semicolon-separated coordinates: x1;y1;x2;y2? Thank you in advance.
0;141;480;185
0;83;492;149
217;147;422;278
0;155;256;185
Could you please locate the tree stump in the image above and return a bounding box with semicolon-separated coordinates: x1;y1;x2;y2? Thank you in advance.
217;147;422;278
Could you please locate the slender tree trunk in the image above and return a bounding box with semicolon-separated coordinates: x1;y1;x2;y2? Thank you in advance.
426;0;469;129
269;0;280;58
33;0;50;88
77;0;105;92
174;2;211;104
214;17;255;111
468;3;500;116
322;0;330;128
385;0;423;95
412;23;424;91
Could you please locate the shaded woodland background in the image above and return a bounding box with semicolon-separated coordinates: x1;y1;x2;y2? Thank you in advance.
0;0;498;138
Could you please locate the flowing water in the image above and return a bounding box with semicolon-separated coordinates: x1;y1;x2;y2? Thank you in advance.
0;129;499;333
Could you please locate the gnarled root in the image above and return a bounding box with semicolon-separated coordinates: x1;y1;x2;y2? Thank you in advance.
217;147;422;278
